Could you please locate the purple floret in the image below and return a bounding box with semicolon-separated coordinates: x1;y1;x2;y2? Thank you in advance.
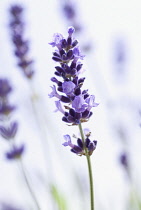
0;122;18;140
6;144;25;160
0;79;12;98
72;95;87;113
62;81;75;95
49;33;63;49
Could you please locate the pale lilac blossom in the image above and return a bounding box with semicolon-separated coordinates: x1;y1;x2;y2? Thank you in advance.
48;85;61;99
72;95;87;113
62;81;76;95
49;33;63;49
55;101;65;114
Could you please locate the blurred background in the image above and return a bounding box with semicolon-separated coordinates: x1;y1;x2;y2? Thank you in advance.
0;0;141;210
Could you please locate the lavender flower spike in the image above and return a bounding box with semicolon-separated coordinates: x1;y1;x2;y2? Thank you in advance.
9;5;34;78
49;27;99;210
49;27;98;155
49;27;99;125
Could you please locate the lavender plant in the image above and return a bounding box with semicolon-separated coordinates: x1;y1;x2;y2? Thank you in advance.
9;4;50;172
0;78;40;210
49;26;99;210
9;5;34;79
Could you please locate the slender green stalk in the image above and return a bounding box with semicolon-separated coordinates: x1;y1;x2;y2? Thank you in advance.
78;123;94;210
18;158;41;210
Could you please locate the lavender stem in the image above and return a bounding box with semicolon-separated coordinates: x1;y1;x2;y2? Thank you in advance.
18;158;41;210
78;123;94;210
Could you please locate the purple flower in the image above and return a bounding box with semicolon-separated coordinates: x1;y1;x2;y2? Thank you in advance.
0;79;12;98
85;95;99;111
87;140;97;152
49;33;63;49
73;47;85;61
55;101;65;114
0;104;15;116
49;85;71;103
62;81;75;95
6;144;25;160
10;5;23;17
48;85;61;99
62;135;73;147
0;122;18;140
68;26;75;36
63;135;83;154
72;95;87;113
63;134;97;156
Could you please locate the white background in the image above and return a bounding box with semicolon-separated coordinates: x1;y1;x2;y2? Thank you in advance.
0;0;141;210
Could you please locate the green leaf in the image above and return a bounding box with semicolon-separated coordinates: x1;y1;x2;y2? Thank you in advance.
50;184;68;210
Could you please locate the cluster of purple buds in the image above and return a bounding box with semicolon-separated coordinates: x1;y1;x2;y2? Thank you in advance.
63;129;97;156
0;79;25;160
49;27;99;125
9;5;34;79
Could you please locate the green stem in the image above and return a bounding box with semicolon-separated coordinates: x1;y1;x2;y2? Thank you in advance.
78;123;94;210
18;158;41;210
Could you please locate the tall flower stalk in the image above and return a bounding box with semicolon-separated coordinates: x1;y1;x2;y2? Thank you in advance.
0;78;40;210
49;27;99;210
9;4;53;177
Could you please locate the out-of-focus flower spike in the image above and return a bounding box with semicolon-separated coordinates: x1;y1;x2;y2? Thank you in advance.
9;4;34;79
